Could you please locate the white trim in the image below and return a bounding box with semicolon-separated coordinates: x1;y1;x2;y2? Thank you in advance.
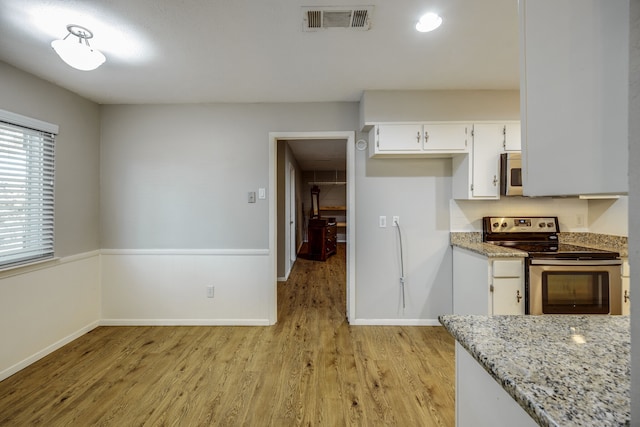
0;109;59;134
346;132;356;323
100;318;271;326
350;318;442;326
0;250;101;280
100;248;269;256
62;250;101;262
269;131;356;324
0;320;99;382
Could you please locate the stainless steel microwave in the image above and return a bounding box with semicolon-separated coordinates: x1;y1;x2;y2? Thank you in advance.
500;152;523;196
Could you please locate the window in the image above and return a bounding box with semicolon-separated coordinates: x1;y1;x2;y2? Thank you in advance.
0;110;57;269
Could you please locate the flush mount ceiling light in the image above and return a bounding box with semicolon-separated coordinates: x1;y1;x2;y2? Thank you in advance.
416;12;442;33
51;24;106;71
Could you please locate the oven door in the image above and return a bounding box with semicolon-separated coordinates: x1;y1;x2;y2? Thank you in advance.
528;260;623;315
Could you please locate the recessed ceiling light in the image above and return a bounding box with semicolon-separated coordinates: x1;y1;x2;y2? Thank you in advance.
416;12;442;33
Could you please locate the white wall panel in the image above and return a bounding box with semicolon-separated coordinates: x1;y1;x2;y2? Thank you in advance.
101;251;272;325
0;253;101;380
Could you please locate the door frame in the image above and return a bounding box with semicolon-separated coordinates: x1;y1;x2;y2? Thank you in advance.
268;131;356;324
288;162;297;271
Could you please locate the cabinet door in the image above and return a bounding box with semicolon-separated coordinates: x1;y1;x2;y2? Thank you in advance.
504;123;521;151
622;260;630;315
375;124;422;151
519;0;628;196
622;277;630;316
453;247;491;315
423;123;469;151
471;124;503;198
492;278;524;315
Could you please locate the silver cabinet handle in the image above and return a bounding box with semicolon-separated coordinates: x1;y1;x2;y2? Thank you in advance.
493;175;498;186
625;290;630;303
516;290;522;303
424;131;429;143
416;131;420;143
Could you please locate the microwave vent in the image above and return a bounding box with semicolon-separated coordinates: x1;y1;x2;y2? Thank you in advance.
302;6;373;31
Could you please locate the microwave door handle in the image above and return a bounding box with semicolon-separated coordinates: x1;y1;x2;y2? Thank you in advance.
529;259;622;266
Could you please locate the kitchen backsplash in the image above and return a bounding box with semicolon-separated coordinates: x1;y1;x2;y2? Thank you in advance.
450;196;628;237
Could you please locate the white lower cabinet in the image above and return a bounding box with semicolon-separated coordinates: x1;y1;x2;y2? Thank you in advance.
453;247;525;315
622;260;630;315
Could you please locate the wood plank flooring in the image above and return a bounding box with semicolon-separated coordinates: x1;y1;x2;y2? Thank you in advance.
0;244;455;426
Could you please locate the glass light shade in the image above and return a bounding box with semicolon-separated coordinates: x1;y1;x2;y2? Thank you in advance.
416;13;443;33
51;38;106;71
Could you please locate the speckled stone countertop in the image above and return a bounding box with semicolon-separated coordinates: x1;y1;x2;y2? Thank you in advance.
451;232;628;258
439;314;630;427
450;232;527;258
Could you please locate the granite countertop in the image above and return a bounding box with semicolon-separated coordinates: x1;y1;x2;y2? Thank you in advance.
439;314;630;427
451;232;629;258
450;232;527;257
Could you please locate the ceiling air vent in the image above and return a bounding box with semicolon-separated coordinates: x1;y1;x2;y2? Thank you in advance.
302;6;373;31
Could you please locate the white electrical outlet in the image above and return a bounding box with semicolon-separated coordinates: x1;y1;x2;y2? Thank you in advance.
392;216;400;226
207;285;214;298
576;214;585;226
379;216;387;228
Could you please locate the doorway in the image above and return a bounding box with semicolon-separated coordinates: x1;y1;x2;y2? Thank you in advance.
269;131;355;324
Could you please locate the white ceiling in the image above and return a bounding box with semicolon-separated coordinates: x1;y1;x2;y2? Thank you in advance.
0;0;520;105
287;139;347;171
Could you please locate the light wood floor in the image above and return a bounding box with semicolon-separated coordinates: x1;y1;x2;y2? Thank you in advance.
0;244;455;426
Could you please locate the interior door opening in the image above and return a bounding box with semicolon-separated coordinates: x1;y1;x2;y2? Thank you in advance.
271;131;355;324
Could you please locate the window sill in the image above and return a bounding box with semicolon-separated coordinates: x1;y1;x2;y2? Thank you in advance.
0;257;61;279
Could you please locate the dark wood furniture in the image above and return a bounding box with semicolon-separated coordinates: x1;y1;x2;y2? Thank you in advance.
306;217;337;261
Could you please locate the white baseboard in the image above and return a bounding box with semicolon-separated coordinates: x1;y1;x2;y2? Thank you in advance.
0;320;100;382
100;318;273;326
349;318;442;326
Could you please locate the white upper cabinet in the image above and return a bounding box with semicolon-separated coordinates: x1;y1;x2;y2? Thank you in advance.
369;122;470;157
373;123;423;151
422;123;469;151
519;0;629;196
452;122;519;200
503;122;521;151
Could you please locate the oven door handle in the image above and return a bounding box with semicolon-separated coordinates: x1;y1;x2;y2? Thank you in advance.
529;259;622;266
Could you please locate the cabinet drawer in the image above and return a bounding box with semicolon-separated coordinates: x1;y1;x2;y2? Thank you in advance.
492;260;523;278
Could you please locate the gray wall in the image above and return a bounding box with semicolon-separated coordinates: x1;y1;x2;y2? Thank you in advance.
0;61;101;256
100;103;358;249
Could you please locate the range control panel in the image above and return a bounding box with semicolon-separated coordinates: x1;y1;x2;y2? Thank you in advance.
484;217;559;233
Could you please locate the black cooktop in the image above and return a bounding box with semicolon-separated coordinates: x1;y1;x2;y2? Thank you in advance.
492;241;620;260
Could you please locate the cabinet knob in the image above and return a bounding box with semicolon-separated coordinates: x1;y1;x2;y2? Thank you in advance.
516;290;522;303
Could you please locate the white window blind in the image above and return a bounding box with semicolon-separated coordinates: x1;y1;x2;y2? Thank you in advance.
0;110;57;269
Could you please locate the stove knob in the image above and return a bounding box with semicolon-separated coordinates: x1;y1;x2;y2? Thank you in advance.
501;222;507;228
539;222;546;228
547;222;554;228
493;222;499;228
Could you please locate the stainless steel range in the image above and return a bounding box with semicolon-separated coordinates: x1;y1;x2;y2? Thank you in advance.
483;216;622;315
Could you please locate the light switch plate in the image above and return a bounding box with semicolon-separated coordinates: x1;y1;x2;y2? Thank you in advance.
258;188;266;199
248;192;256;203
